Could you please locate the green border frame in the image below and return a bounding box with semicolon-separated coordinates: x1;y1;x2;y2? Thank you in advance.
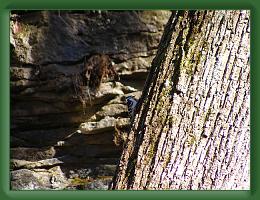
0;0;258;199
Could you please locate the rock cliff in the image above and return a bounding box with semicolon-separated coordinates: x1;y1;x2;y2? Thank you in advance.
10;10;171;190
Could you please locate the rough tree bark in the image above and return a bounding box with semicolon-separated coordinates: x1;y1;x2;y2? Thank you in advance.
110;10;250;190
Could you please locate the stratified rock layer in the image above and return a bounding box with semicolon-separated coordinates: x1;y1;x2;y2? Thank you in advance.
10;10;171;190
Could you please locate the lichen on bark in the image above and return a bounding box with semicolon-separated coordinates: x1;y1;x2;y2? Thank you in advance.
110;10;250;190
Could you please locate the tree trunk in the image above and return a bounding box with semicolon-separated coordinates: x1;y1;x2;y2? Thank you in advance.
110;10;250;190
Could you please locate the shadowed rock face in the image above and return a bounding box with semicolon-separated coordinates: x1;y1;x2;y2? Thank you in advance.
10;10;171;190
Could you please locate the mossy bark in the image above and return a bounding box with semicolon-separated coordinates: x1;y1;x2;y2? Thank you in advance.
110;10;250;190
